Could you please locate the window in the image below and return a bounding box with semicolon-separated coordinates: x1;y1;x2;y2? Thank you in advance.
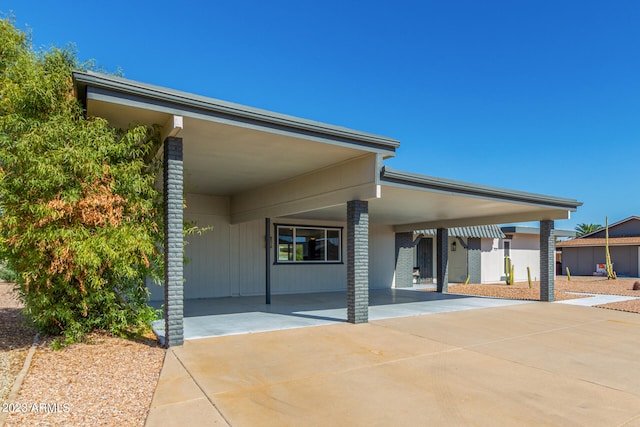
276;225;342;263
503;240;511;257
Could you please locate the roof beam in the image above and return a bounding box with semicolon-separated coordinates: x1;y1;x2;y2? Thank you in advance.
231;154;379;224
393;209;572;232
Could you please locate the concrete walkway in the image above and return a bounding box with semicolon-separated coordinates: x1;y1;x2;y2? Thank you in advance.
146;302;640;427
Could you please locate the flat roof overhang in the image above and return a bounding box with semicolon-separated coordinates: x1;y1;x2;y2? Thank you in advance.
73;71;581;228
285;167;582;229
73;71;399;196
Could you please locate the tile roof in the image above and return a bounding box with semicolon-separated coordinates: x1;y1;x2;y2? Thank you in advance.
416;225;506;239
556;237;640;247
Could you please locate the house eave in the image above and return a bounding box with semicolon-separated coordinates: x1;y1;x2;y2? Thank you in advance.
381;166;582;211
72;71;400;155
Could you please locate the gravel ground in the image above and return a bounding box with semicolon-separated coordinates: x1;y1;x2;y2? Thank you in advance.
0;283;165;427
448;276;640;314
0;283;35;405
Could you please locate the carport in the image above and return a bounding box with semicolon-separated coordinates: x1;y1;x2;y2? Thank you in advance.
73;71;582;347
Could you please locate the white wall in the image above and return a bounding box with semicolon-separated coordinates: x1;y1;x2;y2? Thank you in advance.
479;235;541;284
509;234;541;282
481;238;506;284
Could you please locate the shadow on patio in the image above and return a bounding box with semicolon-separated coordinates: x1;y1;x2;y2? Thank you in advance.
150;288;531;342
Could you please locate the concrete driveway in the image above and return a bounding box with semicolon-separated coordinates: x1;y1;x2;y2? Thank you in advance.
146;302;640;426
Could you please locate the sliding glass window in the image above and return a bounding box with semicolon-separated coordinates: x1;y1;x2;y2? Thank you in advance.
276;225;342;263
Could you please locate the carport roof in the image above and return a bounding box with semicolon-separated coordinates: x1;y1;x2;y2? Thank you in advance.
72;71;400;155
73;71;582;229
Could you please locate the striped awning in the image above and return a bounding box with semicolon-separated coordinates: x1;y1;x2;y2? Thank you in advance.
415;224;505;239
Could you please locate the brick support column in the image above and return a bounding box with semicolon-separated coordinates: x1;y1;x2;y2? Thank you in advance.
164;137;184;347
436;228;449;293
395;232;415;288
467;238;482;284
540;220;555;302
347;200;369;324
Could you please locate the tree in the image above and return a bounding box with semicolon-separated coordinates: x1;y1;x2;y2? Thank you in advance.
0;17;163;343
575;223;602;237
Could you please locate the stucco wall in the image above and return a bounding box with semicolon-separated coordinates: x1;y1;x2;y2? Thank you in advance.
480;238;504;284
509;234;541;282
479;235;541;284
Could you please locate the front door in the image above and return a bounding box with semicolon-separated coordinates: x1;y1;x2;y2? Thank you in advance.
417;238;433;281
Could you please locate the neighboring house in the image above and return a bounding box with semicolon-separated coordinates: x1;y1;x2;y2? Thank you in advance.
408;225;576;285
498;226;576;282
557;216;640;277
72;71;582;347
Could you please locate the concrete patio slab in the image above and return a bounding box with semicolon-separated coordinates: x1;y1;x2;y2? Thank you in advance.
151;289;532;341
146;302;640;427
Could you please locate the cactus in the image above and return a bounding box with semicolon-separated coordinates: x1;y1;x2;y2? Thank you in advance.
510;263;515;285
504;256;514;285
605;216;617;280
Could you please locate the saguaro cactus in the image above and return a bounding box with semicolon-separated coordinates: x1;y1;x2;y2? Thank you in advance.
505;256;514;285
605;216;617;280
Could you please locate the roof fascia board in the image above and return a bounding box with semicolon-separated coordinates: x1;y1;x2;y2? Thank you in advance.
501;226;576;237
74;71;399;155
559;242;640;248
381;167;582;210
394;209;572;233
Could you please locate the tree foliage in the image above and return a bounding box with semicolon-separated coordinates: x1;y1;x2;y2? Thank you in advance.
574;223;602;237
0;17;163;342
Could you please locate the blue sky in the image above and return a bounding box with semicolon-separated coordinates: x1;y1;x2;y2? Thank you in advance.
6;1;640;230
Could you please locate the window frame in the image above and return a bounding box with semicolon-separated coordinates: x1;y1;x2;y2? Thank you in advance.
274;224;343;264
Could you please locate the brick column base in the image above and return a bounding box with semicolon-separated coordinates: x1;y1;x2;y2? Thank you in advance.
347;200;369;324
164;137;184;347
540;220;555;302
395;232;415;288
436;228;449;293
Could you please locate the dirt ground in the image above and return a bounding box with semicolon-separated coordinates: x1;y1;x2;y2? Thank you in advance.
448;276;640;314
0;282;165;427
0;277;638;426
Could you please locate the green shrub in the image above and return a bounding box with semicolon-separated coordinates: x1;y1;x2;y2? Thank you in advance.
0;16;163;343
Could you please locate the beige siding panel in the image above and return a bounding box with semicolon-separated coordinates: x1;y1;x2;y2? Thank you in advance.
271;264;347;294
369;224;395;289
231;154;378;223
237;219;267;296
183;212;231;298
229;224;240;296
148;194;232;301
